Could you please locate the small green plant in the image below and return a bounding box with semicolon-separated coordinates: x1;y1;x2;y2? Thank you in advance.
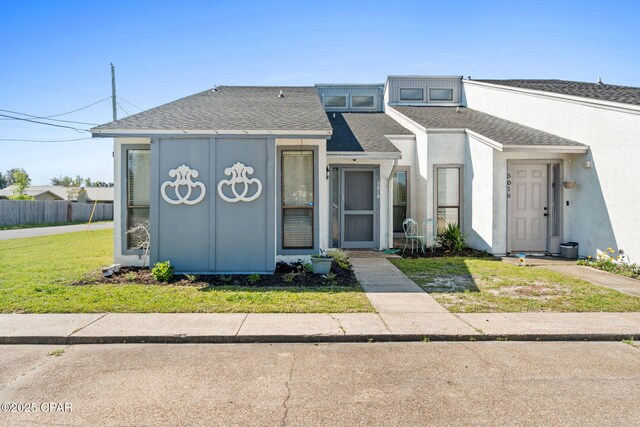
325;272;337;285
437;223;467;253
185;274;199;283
283;272;298;283
328;249;350;270
303;263;313;273
622;338;636;346
48;349;65;357
219;275;233;285
151;261;174;283
422;336;431;343
247;273;261;284
124;272;137;281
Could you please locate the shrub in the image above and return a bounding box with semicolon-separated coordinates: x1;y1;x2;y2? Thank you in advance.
283;272;298;283
185;274;199;283
325;272;337;285
437;223;467;253
151;261;174;282
247;273;261;284
327;249;350;269
219;275;233;285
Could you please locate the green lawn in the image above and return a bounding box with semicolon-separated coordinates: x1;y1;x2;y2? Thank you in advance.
391;257;640;313
0;229;373;313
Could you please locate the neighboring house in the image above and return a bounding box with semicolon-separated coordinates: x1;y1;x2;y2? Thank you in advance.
0;185;114;203
91;76;640;273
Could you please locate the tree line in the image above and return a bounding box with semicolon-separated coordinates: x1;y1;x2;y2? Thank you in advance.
0;168;113;200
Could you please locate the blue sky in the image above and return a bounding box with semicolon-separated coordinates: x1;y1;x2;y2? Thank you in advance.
1;0;638;184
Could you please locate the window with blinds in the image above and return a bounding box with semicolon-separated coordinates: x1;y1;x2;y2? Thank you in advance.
436;167;461;232
127;150;150;249
281;151;314;248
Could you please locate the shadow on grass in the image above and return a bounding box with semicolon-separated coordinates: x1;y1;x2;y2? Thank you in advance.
394;256;502;294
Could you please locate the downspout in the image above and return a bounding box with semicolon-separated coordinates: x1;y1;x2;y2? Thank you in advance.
387;159;399;249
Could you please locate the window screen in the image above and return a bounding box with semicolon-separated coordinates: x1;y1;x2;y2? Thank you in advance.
352;95;375;107
399;88;424;101
430;88;454;101
324;96;347;107
126;150;150;249
436;167;460;232
281;151;314;248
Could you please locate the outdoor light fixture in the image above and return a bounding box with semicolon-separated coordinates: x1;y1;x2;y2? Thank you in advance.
563;159;576;189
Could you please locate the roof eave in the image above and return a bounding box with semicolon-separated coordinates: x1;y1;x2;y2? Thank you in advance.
91;128;333;138
501;144;589;153
327;151;402;160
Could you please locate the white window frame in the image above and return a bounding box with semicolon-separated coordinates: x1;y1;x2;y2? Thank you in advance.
429;88;454;102
351;95;376;109
434;164;463;232
324;95;347;108
399;88;424;101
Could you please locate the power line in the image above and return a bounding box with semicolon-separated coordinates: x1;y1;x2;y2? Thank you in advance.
0;137;94;142
0;114;88;132
119;97;145;111
116;102;130;116
38;97;110;118
0;109;99;126
0;98;108;121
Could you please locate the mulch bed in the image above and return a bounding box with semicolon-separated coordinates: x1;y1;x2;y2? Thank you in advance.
398;247;494;259
71;261;358;288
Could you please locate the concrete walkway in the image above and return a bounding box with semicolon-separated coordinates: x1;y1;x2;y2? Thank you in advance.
349;257;477;336
542;264;640;297
0;221;113;240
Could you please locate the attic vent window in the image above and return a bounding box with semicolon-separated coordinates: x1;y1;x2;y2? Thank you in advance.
352;95;375;108
430;88;454;101
399;88;423;101
325;96;347;107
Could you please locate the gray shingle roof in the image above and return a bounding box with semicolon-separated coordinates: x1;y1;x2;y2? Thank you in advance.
92;86;332;133
475;79;640;106
393;106;585;147
327;113;412;153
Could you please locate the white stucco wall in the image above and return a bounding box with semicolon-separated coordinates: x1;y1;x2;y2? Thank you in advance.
464;81;640;259
465;135;494;252
114;137;151;267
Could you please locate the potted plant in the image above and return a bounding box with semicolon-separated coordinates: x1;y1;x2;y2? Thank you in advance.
311;250;333;275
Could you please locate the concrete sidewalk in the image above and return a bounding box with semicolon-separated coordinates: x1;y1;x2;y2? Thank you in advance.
1;312;639;344
0;221;113;240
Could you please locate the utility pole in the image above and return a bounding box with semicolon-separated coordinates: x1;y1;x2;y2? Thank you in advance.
111;63;117;121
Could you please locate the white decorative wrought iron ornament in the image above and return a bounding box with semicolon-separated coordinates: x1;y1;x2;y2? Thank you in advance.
160;164;206;205
217;162;262;203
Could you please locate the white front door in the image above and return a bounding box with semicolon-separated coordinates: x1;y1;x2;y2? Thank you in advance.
509;163;548;252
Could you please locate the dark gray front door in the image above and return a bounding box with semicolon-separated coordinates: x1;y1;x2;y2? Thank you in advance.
341;168;377;248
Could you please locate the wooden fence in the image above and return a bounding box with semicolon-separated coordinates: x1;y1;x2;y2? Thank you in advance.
0;200;113;227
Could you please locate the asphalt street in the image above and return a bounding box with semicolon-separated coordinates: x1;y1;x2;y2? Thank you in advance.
1;342;639;426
